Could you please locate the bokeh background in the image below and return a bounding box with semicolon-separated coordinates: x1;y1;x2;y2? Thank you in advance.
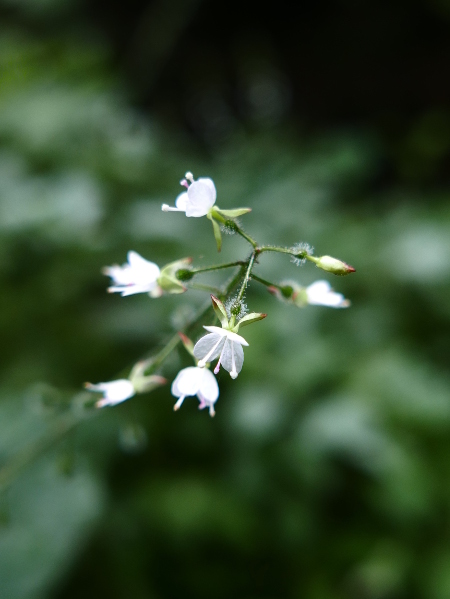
1;0;450;597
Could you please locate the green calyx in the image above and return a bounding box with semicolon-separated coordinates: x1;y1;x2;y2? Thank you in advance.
158;257;192;293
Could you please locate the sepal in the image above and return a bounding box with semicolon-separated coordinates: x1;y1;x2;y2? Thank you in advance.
129;359;167;393
214;207;252;218
207;213;223;252
234;312;267;330
211;295;229;327
158;257;192;293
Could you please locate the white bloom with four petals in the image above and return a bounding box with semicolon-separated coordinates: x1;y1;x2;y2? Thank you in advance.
193;326;249;379
171;366;219;417
305;280;350;308
162;176;216;217
85;379;135;408
103;251;162;297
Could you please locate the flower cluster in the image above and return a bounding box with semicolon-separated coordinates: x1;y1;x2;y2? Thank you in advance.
85;172;355;417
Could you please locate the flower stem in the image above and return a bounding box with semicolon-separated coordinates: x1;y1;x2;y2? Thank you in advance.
235;227;258;249
190;261;246;275
258;245;294;256
188;283;222;294
236;252;257;303
250;273;282;289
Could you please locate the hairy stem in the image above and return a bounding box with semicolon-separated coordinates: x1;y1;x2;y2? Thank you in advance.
236;252;257;303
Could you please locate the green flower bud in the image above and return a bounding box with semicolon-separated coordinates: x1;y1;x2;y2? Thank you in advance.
311;255;356;276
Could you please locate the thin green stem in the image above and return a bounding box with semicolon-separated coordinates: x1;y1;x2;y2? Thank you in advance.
258;245;295;256
236;252;257;303
251;273;281;289
235;227;258;249
188;283;222;294
211;210;258;249
190;260;245;275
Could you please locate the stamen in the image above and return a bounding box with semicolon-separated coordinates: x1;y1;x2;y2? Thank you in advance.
173;396;185;411
230;342;238;379
179;178;189;189
185;171;194;183
162;204;183;212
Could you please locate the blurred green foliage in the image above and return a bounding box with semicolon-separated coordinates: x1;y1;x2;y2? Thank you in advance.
1;1;450;599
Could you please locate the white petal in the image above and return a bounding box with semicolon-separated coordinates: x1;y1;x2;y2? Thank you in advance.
171;367;202;397
197;177;217;200
103;264;134;286
198;368;219;402
175;192;189;211
193;333;225;362
127;251;160;281
220;340;244;377
87;379;135;404
306;280;347;307
116;284;156;296
203;325;227;336
185;179;216;217
224;330;249;346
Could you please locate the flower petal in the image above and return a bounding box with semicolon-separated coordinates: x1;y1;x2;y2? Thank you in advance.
220;340;244;378
306;280;348;307
225;330;249;346
193;333;225;362
202;325;227;336
199;368;219;402
171;367;203;397
86;379;135;405
175;192;189;211
127;251;161;280
186;179;216;217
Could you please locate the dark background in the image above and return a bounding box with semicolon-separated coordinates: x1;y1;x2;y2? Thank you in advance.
0;1;449;598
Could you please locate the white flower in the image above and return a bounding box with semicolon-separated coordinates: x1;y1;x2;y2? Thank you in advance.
162;175;216;217
103;251;162;297
305;280;350;308
85;379;135;408
171;366;219;417
193;326;249;379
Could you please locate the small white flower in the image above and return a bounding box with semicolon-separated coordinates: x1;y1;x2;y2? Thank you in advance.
193;326;249;379
305;280;350;308
162;174;216;217
85;379;135;408
103;251;162;297
171;366;219;417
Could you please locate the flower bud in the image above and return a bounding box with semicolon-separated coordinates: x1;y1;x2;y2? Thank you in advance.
312;255;356;276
